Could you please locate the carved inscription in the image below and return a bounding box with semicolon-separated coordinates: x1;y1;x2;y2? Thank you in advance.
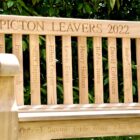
13;44;23;82
32;47;39;82
78;37;88;103
62;36;73;104
52;22;102;33
79;45;87;88
124;47;132;90
110;46;117;94
46;35;57;104
95;46;102;84
19;118;140;139
0;20;44;31
109;44;118;101
0;18;130;36
63;46;71;83
48;45;55;86
31;44;40;93
94;37;103;103
108;24;129;34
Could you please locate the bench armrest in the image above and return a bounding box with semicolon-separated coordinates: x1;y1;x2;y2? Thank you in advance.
0;53;19;76
0;53;19;140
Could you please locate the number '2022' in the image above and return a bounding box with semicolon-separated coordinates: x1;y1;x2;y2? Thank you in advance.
108;24;129;34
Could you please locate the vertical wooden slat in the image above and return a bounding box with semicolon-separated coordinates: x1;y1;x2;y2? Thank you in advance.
78;37;88;104
46;35;57;104
122;38;133;103
29;35;40;105
136;38;140;102
93;37;103;103
0;34;5;53
13;34;24;105
108;37;119;103
62;36;73;104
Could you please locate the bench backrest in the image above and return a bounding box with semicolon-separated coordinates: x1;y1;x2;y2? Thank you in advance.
0;15;140;106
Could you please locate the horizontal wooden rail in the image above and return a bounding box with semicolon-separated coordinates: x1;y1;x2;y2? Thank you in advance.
18;103;140;112
18;110;140;122
0;15;140;37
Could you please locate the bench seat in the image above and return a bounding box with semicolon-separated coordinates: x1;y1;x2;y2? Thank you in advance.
18;103;140;121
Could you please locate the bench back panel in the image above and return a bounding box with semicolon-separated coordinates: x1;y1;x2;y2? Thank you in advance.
0;15;140;106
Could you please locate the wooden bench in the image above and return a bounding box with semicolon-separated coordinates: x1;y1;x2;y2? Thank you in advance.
1;15;140;140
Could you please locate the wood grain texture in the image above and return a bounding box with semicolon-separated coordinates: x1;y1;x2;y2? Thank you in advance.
136;39;140;102
18;110;140;122
29;35;41;105
78;37;89;104
19;117;140;140
93;37;103;103
0;34;5;52
13;34;24;105
0;54;19;76
62;36;73;104
46;35;57;104
122;38;133;103
108;37;119;103
18;103;140;113
0;15;140;38
1;15;140;140
0;77;18;140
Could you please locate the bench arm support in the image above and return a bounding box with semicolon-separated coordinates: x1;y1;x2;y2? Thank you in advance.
0;54;20;140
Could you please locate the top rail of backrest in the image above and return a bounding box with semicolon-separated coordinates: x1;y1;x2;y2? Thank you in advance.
0;15;140;37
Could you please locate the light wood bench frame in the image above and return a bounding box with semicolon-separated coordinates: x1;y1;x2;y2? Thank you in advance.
1;15;140;139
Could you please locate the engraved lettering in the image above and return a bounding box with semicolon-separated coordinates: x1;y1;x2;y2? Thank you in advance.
52;22;56;31
0;20;6;29
64;46;70;63
108;24;129;34
65;66;71;83
111;67;117;95
51;22;103;33
89;24;95;32
0;19;44;31
48;46;55;63
10;20;18;30
60;22;66;32
36;21;44;31
79;46;85;63
67;23;74;32
110;47;116;63
27;21;36;31
118;25;123;34
109;45;117;96
95;46;102;84
73;23;80;31
79;45;87;88
82;23;88;32
123;25;129;34
21;20;28;30
81;66;87;88
96;24;102;33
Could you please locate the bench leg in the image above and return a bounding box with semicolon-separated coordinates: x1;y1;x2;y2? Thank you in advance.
0;77;18;140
